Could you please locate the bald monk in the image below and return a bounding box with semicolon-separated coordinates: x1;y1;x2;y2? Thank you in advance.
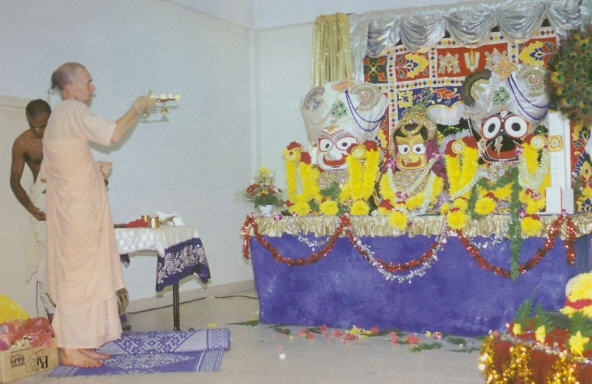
43;62;154;368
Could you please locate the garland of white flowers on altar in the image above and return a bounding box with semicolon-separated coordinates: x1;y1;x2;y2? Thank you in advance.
284;142;322;216
337;141;381;215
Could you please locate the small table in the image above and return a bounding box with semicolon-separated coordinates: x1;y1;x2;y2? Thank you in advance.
115;225;210;330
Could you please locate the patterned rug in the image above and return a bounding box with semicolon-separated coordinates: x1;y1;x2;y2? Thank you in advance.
49;328;230;377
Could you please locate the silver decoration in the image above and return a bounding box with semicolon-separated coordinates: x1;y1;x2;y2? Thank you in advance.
349;0;588;82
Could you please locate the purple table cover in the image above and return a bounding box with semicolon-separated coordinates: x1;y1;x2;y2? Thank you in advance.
250;233;591;336
157;237;210;291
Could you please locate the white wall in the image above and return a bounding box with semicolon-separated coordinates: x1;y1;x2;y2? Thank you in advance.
0;0;254;314
1;0;489;314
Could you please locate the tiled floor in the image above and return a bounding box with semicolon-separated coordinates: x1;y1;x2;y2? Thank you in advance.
14;290;485;383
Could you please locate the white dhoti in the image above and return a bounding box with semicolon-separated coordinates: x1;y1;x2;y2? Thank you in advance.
26;177;54;316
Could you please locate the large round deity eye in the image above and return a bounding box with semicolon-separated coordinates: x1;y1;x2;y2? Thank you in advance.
503;116;528;138
412;143;426;154
335;136;358;151
318;138;333;151
397;144;410;154
481;116;501;139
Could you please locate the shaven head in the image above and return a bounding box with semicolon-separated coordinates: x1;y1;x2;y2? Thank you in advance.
51;62;86;91
26;99;51;119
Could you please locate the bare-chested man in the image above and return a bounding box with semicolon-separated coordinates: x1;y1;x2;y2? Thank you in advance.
10;100;55;320
10;99;50;220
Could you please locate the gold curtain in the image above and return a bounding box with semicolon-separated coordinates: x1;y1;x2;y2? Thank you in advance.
311;13;354;87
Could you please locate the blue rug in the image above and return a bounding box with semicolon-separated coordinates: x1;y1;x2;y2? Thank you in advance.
49;328;230;376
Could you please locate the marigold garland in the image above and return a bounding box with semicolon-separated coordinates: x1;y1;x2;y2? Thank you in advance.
443;138;480;230
339;142;381;214
283;143;321;216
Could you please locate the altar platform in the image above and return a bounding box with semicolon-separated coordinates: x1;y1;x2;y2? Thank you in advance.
243;214;592;337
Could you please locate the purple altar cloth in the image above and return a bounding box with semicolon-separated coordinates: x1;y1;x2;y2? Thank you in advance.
250;233;591;336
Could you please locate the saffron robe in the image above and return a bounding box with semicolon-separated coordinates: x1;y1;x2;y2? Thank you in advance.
43;99;124;348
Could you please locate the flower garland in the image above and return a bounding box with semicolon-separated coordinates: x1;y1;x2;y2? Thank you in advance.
480;329;592;383
284;142;322;216
518;140;550;237
467;167;523;279
455;214;577;279
339;141;381;215
441;137;481;230
377;160;444;230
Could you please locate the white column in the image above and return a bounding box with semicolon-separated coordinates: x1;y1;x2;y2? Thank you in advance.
545;111;574;214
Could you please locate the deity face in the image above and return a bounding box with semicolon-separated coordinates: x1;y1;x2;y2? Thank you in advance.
395;133;427;170
316;125;359;171
474;109;529;162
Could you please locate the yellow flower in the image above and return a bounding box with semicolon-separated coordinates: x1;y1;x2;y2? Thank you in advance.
447;209;468;230
388;210;408;230
521;216;542;237
258;167;272;177
377;206;391;216
351;200;370;215
283;147;301;162
440;203;450;214
474;196;496;215
289;201;310;216
568;331;588;356
405;193;424;211
452;198;468;211
561;272;592;318
320;200;339;216
512;323;522;336
535;325;546;344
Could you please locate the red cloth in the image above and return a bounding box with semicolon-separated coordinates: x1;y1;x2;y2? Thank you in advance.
126;219;148;228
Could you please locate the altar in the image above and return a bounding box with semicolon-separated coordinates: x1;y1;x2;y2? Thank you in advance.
243;214;592;337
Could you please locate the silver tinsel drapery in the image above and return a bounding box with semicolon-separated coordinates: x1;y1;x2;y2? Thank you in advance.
349;0;590;81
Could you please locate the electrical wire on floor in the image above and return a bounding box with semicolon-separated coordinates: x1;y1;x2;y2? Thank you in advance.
126;293;257;314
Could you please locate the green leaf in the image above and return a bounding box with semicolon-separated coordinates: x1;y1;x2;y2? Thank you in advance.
445;337;467;346
272;326;292;335
568;312;592;337
229;319;260;326
409;342;443;352
514;298;533;327
320;182;341;200
533;304;554;332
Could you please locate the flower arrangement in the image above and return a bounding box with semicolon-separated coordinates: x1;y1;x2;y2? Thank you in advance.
479;297;592;384
244;167;284;209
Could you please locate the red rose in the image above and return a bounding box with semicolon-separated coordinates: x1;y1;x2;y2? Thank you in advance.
300;152;311;164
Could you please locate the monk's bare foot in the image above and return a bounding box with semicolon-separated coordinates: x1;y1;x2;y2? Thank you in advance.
60;348;103;368
81;349;110;360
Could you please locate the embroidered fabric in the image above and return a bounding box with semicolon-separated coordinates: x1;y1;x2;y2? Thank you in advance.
348;0;588;81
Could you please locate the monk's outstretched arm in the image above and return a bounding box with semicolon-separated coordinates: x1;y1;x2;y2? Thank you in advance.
111;96;154;143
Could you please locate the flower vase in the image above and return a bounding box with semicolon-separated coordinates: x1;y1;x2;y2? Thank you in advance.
256;205;275;216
